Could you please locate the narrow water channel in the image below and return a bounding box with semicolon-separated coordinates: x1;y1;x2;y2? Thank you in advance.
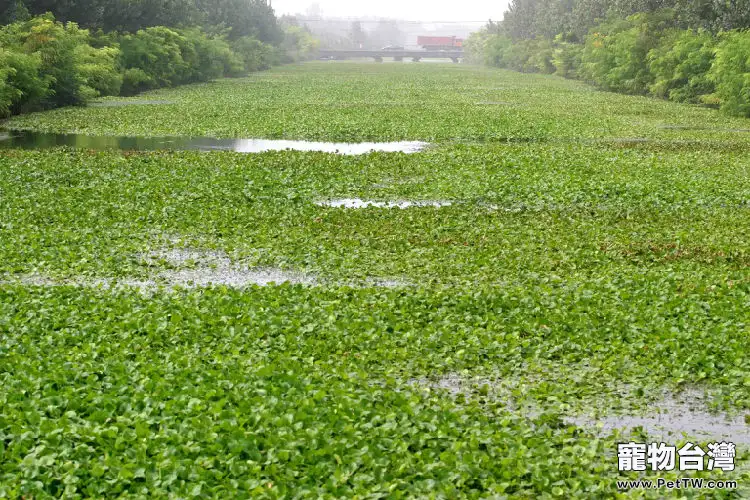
0;130;429;155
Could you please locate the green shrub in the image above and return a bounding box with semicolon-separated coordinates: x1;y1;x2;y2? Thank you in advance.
75;44;123;99
482;36;556;74
708;31;750;117
118;27;193;90
552;38;583;78
119;26;245;94
581;11;674;94
185;28;245;80
0;51;21;117
0;14;119;112
501;40;536;71
121;68;152;95
482;35;514;68
468;14;750;120
25;19;80;106
463;29;496;65
648;29;715;103
0;13;289;116
526;39;556;74
282;25;319;62
232;36;277;72
0;48;47;116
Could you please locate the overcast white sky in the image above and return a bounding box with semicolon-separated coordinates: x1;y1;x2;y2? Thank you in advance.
271;0;508;23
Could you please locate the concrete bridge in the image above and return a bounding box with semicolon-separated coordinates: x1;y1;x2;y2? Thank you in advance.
318;49;464;63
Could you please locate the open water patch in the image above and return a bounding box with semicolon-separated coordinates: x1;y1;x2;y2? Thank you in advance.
0;274;155;290
567;389;750;445
316;198;453;209
1;248;415;290
137;248;318;287
0;249;316;290
411;375;750;444
0;130;429;155
1;268;312;290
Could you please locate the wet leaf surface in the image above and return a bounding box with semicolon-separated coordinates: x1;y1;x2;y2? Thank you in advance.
0;62;749;497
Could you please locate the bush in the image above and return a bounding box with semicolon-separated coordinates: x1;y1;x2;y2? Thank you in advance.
0;14;120;112
118;27;193;90
186;28;245;80
648;29;715;103
468;13;750;120
0;48;46;116
119;26;246;95
23;16;89;106
581;11;675;94
552;38;583;78
708;31;750;117
121;68;152;95
232;36;277;72
482;35;513;68
464;29;496;65
0;14;292;115
75;44;123;99
282;26;319;62
481;36;556;74
0;52;21;117
525;39;556;74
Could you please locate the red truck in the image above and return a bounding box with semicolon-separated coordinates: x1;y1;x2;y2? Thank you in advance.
417;36;464;50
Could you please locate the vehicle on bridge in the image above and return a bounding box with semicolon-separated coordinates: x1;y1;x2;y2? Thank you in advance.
381;45;405;51
417;36;464;51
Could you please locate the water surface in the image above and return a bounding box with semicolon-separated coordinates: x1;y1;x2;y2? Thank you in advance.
0;130;428;155
316;198;452;209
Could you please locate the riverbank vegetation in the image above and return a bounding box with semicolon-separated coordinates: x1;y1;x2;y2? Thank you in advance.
0;1;318;118
466;1;750;117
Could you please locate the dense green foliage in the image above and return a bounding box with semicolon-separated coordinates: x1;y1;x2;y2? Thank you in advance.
500;0;750;42
117;27;243;95
1;0;283;43
1;62;750;496
647;28;715;102
579;11;676;94
709;31;750;116
0;15;121;114
469;6;750;117
0;13;317;116
231;36;281;72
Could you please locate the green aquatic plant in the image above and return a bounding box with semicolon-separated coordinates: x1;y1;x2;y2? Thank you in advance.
0;61;749;497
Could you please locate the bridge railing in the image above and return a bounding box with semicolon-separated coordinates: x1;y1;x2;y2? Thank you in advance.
317;49;464;62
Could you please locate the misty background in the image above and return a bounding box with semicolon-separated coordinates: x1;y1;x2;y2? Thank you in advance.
274;1;506;49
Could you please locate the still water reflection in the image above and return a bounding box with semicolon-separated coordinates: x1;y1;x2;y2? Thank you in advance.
0;130;429;155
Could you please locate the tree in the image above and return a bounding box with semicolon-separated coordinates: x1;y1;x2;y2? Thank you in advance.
195;0;283;43
1;0;31;24
12;0;287;43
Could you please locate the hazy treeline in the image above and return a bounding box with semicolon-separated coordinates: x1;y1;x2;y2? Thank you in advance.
467;1;750;117
297;18;407;51
0;1;318;117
